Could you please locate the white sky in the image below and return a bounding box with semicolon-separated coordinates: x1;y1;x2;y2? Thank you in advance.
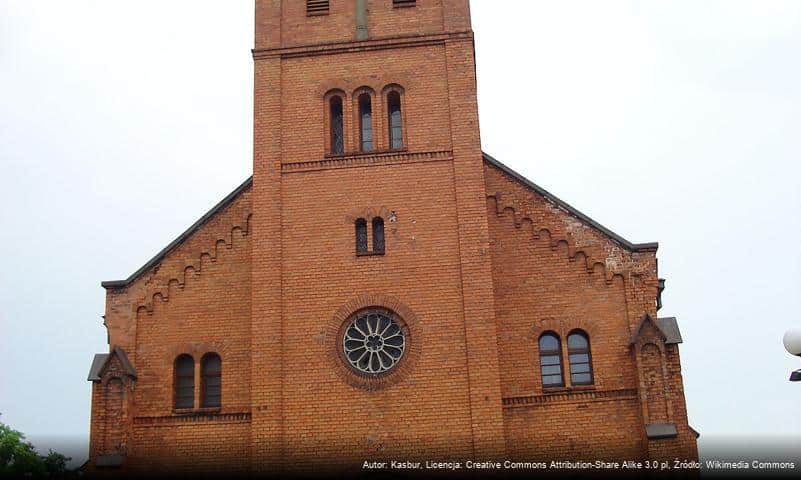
1;0;800;465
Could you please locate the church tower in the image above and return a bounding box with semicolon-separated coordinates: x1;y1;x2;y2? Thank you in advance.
249;0;506;471
88;0;699;474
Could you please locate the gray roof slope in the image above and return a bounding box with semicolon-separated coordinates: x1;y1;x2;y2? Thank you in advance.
630;314;684;346
482;153;658;252
656;317;683;344
101;177;253;289
646;423;678;440
102;153;656;289
87;353;109;381
87;347;137;381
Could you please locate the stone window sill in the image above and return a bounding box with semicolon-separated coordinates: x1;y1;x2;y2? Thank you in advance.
356;251;385;257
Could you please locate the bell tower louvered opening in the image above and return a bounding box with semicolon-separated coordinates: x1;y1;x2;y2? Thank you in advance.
393;0;417;8
307;0;330;16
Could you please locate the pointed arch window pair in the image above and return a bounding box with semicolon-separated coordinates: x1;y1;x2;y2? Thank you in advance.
326;87;405;155
538;331;594;388
173;353;221;409
355;217;385;256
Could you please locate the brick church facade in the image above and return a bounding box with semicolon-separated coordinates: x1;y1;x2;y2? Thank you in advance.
87;0;698;474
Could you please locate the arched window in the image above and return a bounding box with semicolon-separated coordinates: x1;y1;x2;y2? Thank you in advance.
387;90;403;149
329;95;344;155
372;217;385;254
174;354;194;409
358;93;373;152
355;218;368;254
201;353;222;408
567;330;594;385
539;333;564;388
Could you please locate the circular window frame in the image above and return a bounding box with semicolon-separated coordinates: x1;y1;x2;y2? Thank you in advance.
326;295;421;391
338;308;407;375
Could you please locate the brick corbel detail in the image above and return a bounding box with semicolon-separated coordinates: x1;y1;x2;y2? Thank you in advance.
133;214;252;319
487;193;652;285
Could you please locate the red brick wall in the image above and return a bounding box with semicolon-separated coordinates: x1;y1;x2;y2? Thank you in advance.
485;163;697;461
485;163;648;458
94;189;254;468
278;46;454;163
279;161;476;469
256;0;468;50
89;0;697;473
651;344;698;460
129;419;251;474
249;0;503;471
88;356;134;464
504;399;646;461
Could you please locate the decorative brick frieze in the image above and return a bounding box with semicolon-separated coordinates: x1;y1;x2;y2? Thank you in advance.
502;389;638;409
281;149;452;173
487;188;655;284
133;212;252;318
252;32;473;60
134;412;251;426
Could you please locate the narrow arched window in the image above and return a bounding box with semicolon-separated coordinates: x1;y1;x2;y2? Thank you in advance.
329;95;344;155
201;353;222;408
174;354;194;409
387;91;403;149
539;333;564;388
568;330;594;385
355;218;368;254
358;93;373;152
372;217;385;254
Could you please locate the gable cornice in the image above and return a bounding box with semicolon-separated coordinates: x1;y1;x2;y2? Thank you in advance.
87;346;137;381
101;177;253;290
103;152;655;290
482;152;658;253
629;313;667;346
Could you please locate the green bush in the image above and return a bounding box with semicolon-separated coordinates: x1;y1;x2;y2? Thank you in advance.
0;419;72;477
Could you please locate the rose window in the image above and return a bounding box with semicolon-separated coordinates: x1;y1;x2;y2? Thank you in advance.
342;310;405;374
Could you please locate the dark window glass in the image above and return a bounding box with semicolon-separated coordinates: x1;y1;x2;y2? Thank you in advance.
201;353;222;408
539;333;564;388
387;91;403;149
359;93;373;152
356;218;368;254
372;217;385;254
330;96;344;155
567;331;594;386
174;354;194;409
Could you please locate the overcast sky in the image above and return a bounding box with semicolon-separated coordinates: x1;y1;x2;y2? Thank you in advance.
1;0;800;466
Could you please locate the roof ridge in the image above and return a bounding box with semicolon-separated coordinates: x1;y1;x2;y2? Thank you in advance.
482;152;657;253
104;153;654;289
102;177;253;289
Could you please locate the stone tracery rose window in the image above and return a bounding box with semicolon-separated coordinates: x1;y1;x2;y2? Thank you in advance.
342;310;405;374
